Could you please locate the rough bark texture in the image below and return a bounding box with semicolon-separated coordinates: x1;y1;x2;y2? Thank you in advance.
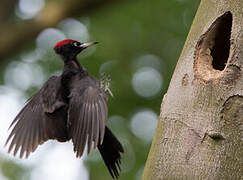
143;0;243;179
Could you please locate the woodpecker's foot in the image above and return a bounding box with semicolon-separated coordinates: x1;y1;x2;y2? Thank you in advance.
104;75;114;98
99;73;114;98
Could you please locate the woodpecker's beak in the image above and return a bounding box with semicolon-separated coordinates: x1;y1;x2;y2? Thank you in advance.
80;42;98;49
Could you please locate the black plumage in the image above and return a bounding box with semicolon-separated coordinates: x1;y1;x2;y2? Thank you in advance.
5;39;124;178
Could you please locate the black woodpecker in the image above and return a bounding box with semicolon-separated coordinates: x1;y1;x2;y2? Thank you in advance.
5;39;124;179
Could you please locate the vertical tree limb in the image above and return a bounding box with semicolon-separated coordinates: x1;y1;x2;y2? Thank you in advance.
143;0;243;179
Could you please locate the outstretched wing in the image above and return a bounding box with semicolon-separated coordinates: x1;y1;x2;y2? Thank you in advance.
5;76;68;158
68;75;108;157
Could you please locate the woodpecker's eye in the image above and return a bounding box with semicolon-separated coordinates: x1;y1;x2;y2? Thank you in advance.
73;42;80;47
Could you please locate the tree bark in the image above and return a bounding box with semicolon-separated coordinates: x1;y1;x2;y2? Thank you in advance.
143;0;242;179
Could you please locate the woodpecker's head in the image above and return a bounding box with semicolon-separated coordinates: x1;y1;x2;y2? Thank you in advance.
54;39;98;60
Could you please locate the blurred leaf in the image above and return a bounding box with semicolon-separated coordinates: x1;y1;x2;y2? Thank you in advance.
0;158;30;180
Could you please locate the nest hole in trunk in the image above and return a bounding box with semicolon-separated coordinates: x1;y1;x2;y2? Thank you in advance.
194;11;232;81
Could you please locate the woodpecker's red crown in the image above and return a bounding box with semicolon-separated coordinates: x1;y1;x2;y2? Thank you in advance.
54;39;80;50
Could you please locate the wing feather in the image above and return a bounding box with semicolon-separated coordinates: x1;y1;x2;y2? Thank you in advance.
67;74;124;178
98;98;107;144
74;103;83;152
93;103;99;149
5;76;68;158
69;76;108;157
87;103;94;154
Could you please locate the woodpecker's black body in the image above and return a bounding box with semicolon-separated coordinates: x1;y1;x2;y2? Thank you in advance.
6;39;123;178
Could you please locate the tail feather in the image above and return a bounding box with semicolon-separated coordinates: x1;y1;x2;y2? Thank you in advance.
98;127;124;179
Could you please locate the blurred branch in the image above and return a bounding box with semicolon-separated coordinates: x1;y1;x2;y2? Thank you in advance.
0;0;117;61
0;0;17;23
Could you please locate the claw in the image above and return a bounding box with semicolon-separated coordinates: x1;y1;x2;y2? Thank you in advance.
106;74;111;82
106;88;114;98
104;75;114;98
100;73;106;89
100;72;106;81
100;81;104;89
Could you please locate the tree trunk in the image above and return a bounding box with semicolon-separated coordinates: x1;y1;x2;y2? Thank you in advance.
143;0;242;179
